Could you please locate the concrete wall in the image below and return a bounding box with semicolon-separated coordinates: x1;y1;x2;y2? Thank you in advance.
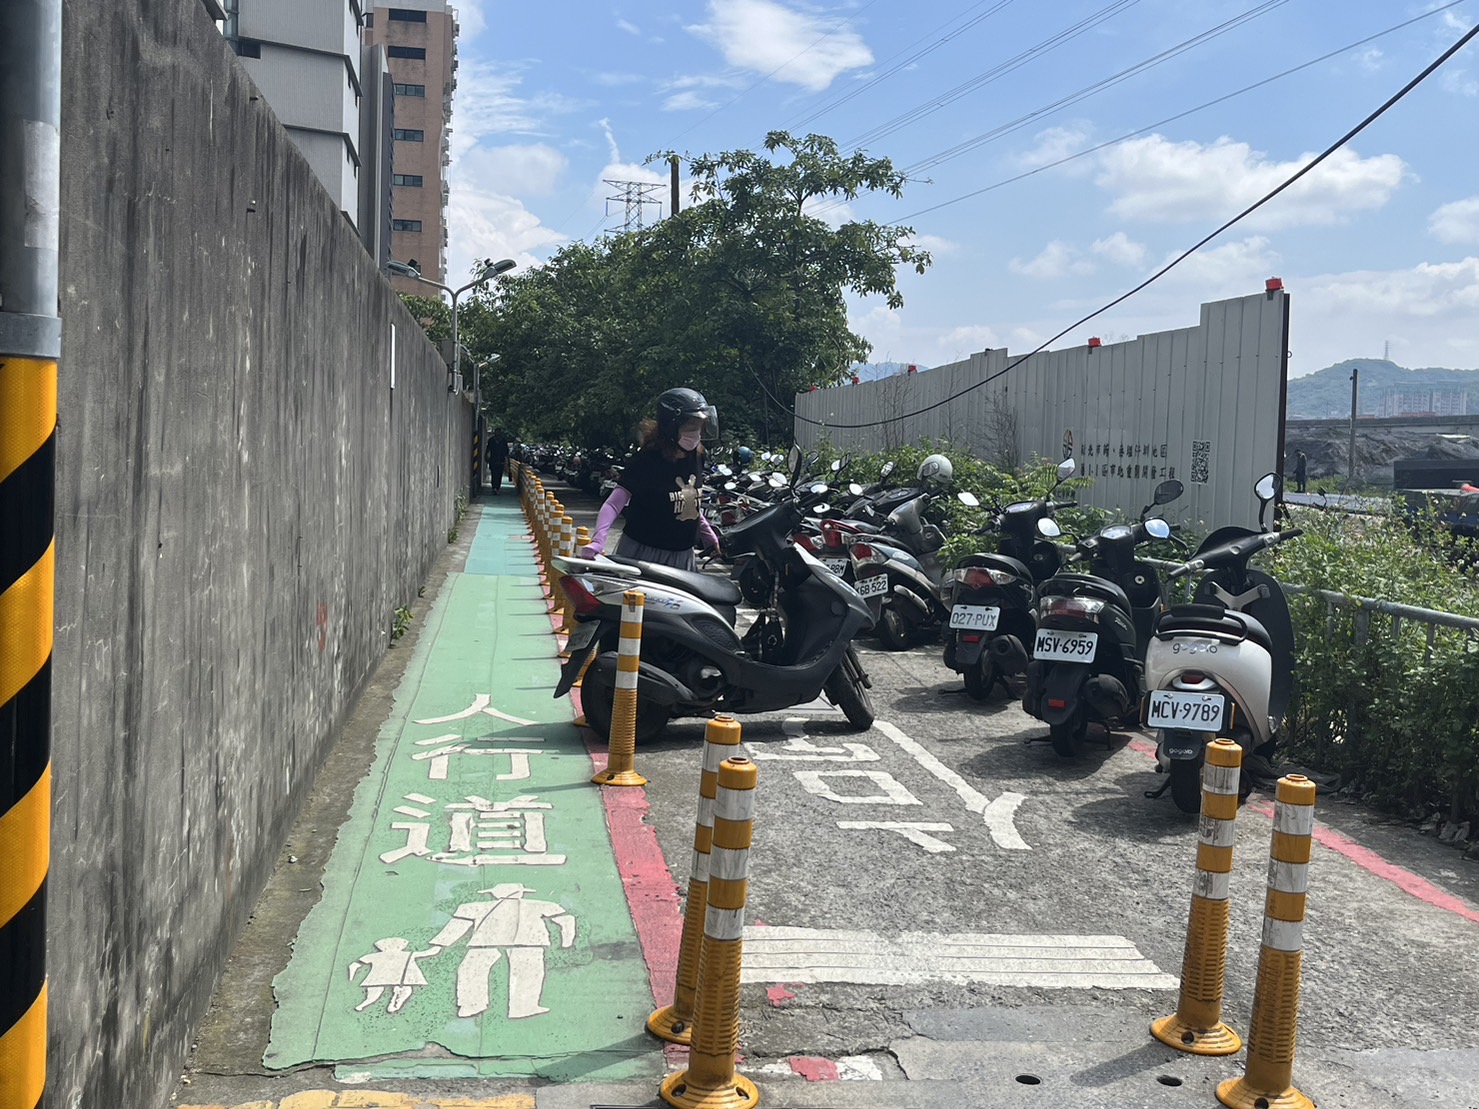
50;1;471;1106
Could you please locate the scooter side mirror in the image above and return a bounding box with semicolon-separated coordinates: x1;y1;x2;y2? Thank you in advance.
849;482;864;496
1255;472;1281;501
814;503;830;514
831;458;843;473
1154;479;1184;505
879;460;896;480
787;445;803;479
1056;458;1076;482
809;482;829;495
1144;518;1171;539
724;481;738;492
1037;517;1062;538
957;491;981;507
718;464;733;477
769;473;787;488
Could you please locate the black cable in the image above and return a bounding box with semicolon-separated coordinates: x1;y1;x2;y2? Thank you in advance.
772;14;1479;431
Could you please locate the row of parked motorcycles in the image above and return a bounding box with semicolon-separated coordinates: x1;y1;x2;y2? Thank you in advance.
549;445;1301;814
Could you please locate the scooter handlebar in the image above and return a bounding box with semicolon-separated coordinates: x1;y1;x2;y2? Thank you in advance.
1168;557;1205;580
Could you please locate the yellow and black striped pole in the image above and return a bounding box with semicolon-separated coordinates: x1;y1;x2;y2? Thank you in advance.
1;2;61;1105
649;716;742;1044
661;755;759;1109
592;590;647;787
1152;738;1243;1056
1218;774;1317;1109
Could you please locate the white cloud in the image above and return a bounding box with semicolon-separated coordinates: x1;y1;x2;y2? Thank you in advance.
1430;197;1479;243
1096;135;1408;229
590;71;647;87
471;144;568;196
1155;236;1280;289
1009;241;1095;280
687;0;873;92
449;61;590;162
456;0;487;38
907;233;958;256
1090;231;1146;267
1352;46;1383;72
1016;125;1094;171
443;186;568;290
617;18;641;35
1442;67;1479;97
663;90;720;111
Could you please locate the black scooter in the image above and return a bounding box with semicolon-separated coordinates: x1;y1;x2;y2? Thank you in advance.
1023;478;1183;756
943;459;1077;700
553;449;876;743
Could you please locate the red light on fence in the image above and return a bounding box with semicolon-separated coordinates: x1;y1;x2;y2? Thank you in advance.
906;363;917;374
1088;337;1102;349
809;385;819;391
852;375;860;384
1266;276;1284;292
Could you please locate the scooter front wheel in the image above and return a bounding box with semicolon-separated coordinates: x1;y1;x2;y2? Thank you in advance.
825;646;875;731
1049;712;1086;757
1168;759;1203;814
876;602;912;651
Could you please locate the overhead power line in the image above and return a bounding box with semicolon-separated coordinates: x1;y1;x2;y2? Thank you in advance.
771;14;1479;431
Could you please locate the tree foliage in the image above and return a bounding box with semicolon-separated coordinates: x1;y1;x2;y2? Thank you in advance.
457;132;930;447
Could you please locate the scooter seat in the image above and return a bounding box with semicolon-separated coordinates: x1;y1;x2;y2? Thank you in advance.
1155;604;1273;652
609;557;744;608
1040;572;1131;613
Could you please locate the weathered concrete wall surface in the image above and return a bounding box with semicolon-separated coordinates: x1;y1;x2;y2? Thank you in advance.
49;2;471;1106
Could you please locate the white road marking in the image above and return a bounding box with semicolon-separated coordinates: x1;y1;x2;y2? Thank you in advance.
739;926;1176;990
873;720;1029;851
793;769;922;806
836;820;956;854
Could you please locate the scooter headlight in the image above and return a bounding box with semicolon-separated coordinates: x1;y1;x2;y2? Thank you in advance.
1040;596;1106;620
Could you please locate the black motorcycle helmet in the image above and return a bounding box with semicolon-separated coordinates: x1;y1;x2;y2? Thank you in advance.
655;387;719;443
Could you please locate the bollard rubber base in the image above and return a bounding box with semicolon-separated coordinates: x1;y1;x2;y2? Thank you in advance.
660;1070;759;1109
1150;1014;1242;1056
1216;1077;1313;1109
592;768;648;787
646;1004;693;1045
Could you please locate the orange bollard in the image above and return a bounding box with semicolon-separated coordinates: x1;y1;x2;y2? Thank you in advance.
1218;775;1318;1109
556;516;577;630
591;591;647;787
1152;738;1244;1055
660;756;759;1109
649;717;744;1044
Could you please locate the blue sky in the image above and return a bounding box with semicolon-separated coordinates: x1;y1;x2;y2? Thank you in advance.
445;0;1479;378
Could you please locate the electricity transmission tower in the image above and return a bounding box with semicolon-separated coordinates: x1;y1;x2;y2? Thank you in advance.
603;179;665;233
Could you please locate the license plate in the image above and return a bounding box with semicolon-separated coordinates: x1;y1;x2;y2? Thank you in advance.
949;605;1000;630
1033;628;1097;661
566;621;600;652
856;574;889;598
1147;689;1226;730
823;558;850;576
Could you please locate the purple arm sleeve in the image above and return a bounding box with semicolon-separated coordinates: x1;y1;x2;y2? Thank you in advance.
583;486;631;555
697;513;719;550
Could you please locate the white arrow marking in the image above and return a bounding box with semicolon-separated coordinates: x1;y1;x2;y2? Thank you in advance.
738;926;1175;990
873;720;1029;850
836;821;956;854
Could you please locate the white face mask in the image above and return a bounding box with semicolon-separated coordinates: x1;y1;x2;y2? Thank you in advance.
678;430;701;451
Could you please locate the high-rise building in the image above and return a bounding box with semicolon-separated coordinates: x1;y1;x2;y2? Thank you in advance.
364;1;456;294
218;0;393;262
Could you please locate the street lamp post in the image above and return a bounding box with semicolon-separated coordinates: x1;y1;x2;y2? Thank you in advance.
388;257;515;500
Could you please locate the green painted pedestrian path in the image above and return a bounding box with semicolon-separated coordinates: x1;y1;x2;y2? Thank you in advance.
266;500;660;1082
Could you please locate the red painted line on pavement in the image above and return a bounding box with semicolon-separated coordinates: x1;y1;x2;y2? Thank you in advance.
789;1056;841;1082
766;984;797;1007
1127;736;1479;923
576;690;684;1010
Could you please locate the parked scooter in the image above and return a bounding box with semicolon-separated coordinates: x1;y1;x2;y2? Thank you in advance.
943;459;1077;700
1143;473;1301;812
552;448;876;743
1022;474;1184;755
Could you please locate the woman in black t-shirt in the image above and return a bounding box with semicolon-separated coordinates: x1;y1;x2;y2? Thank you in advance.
580;388;720;571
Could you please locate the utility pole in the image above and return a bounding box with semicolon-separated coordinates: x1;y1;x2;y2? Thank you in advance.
670;155;681;217
0;0;62;1105
1349;366;1359;487
602;179;664;233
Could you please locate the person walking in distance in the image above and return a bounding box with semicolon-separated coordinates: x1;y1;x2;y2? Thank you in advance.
579;388;721;571
421;884;576;1019
1295;449;1308;494
486;428;510;495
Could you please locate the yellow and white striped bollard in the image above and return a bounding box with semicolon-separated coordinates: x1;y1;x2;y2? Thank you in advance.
648;716;743;1044
1152;737;1243;1055
661;755;759;1109
570;527;594;702
591;591;647;787
1217;774;1317;1109
556;515;577;628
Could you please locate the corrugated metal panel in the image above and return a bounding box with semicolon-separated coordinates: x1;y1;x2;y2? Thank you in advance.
794;291;1289;530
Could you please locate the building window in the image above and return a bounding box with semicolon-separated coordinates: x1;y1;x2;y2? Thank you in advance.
363;11;372;25
231;37;262;58
388;45;426;59
393;83;425;97
392;174;424;187
388;7;427;20
393;219;423;232
393;128;425;141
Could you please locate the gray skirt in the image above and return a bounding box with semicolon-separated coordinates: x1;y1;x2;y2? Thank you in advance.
615;532;698;573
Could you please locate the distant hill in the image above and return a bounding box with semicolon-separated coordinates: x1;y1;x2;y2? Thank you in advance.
1287;359;1479;419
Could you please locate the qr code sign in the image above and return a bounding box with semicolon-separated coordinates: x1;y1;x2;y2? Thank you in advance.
1191;441;1211;484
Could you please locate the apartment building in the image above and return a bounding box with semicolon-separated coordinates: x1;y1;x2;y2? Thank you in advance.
364;1;457;294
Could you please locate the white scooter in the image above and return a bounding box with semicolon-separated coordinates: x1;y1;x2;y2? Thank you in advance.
1143;473;1302;812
